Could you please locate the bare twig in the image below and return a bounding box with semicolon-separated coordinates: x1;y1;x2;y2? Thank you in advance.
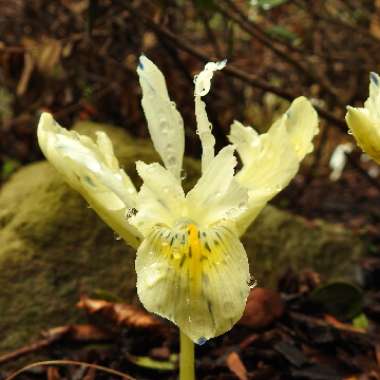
124;2;347;132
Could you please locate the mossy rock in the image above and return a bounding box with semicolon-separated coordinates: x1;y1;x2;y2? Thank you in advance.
0;121;364;354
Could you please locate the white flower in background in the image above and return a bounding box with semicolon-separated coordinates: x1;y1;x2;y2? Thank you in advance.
329;142;354;181
346;72;380;164
37;55;318;344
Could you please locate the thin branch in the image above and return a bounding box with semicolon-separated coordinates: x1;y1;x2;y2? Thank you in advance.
124;2;347;132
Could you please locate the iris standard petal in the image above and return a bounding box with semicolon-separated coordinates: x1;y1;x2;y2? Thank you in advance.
186;146;248;226
228;120;260;165
37;112;142;248
284;96;319;160
137;55;185;179
346;106;380;164
231;116;301;235
345;73;380;164
364;72;380;121
194;60;226;172
130;161;186;235
135;221;250;343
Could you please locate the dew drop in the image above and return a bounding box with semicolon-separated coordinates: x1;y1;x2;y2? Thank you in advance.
348;130;353;135
248;275;257;289
188;315;192;323
114;234;122;241
173;250;181;260
180;169;187;180
125;207;137;219
197;337;207;346
167;156;177;166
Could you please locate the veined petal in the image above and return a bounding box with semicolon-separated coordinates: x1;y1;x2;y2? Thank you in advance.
186;146;248;226
130;161;186;235
137;55;185;179
135;221;250;343
194;60;226;172
231;97;318;235
37;112;142;248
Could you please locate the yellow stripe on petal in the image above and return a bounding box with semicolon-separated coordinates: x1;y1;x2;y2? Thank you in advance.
135;221;250;343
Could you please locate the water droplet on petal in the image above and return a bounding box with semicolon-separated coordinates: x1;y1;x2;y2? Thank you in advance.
167;156;177;166
114;234;122;241
125;207;137;219
348;130;353;135
173;250;181;260
248;275;257;289
197;337;207;346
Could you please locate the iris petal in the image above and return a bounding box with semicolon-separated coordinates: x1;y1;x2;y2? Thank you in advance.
137;56;185;179
186;146;248;226
345;73;380;164
130;161;186;235
135;221;250;343
37;113;142;248
194;60;226;172
230;97;318;235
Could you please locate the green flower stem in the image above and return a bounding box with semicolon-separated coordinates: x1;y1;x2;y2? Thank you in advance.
179;330;195;380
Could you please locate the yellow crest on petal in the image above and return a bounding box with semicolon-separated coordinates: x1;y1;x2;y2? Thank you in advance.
135;221;250;343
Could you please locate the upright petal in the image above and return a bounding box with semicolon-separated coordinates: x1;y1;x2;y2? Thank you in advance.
228;120;260;165
194;60;226;172
230;97;318;235
186;146;248;226
135;221;250;343
137;55;185;179
37;113;142;248
129;161;186;235
285;96;319;160
345;73;380;164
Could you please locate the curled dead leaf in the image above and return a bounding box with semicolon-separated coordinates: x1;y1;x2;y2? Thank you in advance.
77;296;163;330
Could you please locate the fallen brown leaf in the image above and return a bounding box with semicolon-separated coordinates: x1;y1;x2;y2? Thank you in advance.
239;288;285;329
77;296;163;330
226;351;248;380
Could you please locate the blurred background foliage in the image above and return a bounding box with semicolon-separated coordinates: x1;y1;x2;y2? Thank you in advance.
0;0;379;239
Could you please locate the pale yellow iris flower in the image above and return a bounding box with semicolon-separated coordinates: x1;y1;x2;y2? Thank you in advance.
346;72;380;164
37;56;318;344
